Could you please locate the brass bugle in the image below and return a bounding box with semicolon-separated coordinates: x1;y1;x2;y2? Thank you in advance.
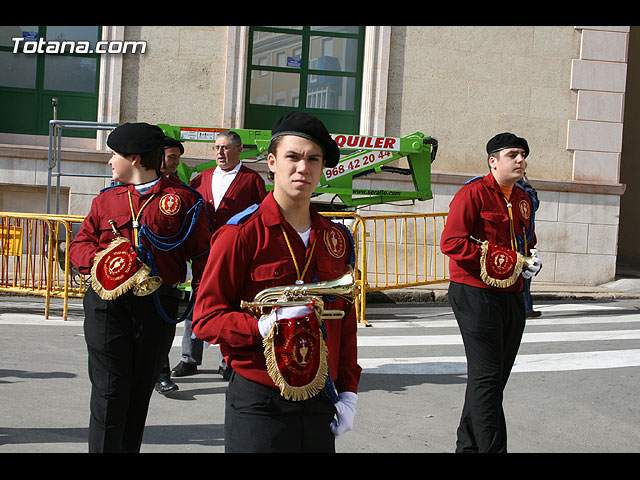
109;219;120;237
522;253;536;270
522;250;537;273
240;266;356;320
132;271;163;297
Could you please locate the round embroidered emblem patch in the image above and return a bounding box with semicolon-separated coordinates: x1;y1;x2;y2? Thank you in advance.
518;199;531;220
105;251;136;282
488;247;517;278
324;226;346;259
159;194;181;215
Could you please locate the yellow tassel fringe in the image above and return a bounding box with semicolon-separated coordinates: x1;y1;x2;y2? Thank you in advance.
477;239;524;289
263;319;329;402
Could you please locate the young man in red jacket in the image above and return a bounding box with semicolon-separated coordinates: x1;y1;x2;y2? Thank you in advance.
192;112;361;452
441;132;542;453
69;122;211;452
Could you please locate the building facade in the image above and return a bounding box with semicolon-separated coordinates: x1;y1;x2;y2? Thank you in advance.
1;26;636;285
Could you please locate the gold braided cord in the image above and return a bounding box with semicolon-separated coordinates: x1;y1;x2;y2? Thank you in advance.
127;191;156;248
279;223;316;282
502;196;517;252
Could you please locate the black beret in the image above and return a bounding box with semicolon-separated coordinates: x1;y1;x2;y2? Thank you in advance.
271;111;340;168
486;132;529;158
107;122;165;155
164;136;184;155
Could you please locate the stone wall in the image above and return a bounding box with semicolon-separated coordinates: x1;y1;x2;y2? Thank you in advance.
0;26;630;286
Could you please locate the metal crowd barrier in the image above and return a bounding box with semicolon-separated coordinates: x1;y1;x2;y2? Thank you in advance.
361;212;449;288
0;211;449;322
0;212;87;319
305;211;450;324
325;212;450;323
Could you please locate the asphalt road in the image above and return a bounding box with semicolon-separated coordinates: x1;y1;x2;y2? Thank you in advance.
1;295;639;454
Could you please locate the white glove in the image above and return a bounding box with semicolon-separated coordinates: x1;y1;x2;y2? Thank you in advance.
522;248;542;279
330;391;358;436
257;305;313;338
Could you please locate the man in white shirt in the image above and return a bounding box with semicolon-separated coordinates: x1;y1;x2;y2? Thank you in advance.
211;159;242;210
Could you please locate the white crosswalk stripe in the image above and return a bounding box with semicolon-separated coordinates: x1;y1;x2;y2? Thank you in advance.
357;302;640;375
357;350;640;375
358;329;640;347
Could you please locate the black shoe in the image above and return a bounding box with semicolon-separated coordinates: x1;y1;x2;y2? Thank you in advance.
526;310;542;318
218;365;233;381
171;361;198;377
155;378;179;394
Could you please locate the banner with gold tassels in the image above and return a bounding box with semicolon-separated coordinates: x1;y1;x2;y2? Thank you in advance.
471;236;524;288
90;220;162;300
262;304;329;402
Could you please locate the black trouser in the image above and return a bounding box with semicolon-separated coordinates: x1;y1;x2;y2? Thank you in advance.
83;286;178;453
448;281;525;453
224;371;337;453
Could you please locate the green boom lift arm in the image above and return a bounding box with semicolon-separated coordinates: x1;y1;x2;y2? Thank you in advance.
158;124;437;208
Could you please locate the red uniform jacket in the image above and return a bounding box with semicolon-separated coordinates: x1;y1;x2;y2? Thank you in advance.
189;164;267;232
69;175;212;292
192;192;361;394
440;173;537;292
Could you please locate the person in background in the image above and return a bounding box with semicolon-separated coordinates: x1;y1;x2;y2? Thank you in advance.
171;131;266;381
154;135;187;394
517;170;541;318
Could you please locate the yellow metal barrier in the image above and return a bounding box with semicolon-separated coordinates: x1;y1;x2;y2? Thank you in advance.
321;211;449;324
1;211;449;323
361;212;449;288
358;212;449;321
0;212;87;319
1;213;53;301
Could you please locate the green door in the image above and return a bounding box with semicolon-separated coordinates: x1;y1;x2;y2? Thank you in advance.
0;26;101;138
244;26;365;135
